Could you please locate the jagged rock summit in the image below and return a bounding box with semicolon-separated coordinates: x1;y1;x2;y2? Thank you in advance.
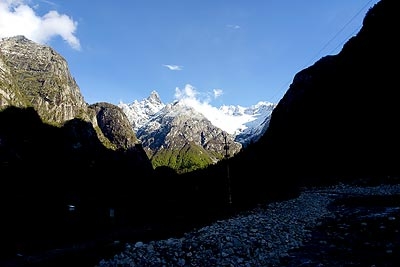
119;90;166;132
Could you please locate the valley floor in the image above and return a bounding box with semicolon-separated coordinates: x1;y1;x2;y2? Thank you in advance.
2;182;400;267
95;183;400;267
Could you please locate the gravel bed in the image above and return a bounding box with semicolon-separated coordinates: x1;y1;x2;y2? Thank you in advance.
95;183;400;267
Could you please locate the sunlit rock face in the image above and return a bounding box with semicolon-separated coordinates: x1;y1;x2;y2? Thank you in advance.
0;35;89;124
89;102;140;150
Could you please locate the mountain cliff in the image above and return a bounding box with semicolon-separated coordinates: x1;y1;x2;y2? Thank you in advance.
258;0;397;180
0;35;88;123
0;36;155;258
0;35;147;156
226;0;398;203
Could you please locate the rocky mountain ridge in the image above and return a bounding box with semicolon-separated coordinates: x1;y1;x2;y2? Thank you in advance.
119;91;275;144
0;35;144;154
138;100;242;172
119;91;275;172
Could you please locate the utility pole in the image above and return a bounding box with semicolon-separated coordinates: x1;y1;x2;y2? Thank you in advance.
223;133;232;205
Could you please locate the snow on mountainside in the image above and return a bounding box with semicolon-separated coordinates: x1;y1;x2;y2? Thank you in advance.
118;90;165;131
118;90;276;146
232;102;276;146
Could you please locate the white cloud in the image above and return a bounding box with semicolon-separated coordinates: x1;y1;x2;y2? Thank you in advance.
163;64;183;71
174;84;252;134
213;88;223;98
227;24;240;30
174;84;197;100
0;0;80;50
39;0;57;6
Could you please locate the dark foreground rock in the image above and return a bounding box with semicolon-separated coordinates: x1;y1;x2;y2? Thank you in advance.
281;194;400;266
95;184;400;267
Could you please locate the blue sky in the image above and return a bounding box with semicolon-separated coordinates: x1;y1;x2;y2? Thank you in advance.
1;0;380;107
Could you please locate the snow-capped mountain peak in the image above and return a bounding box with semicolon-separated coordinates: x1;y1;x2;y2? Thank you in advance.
118;90;165;131
118;90;276;146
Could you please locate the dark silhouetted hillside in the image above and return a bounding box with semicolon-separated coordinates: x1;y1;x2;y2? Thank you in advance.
181;0;398;210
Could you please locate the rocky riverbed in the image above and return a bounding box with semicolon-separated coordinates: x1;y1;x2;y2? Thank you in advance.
95;183;400;267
